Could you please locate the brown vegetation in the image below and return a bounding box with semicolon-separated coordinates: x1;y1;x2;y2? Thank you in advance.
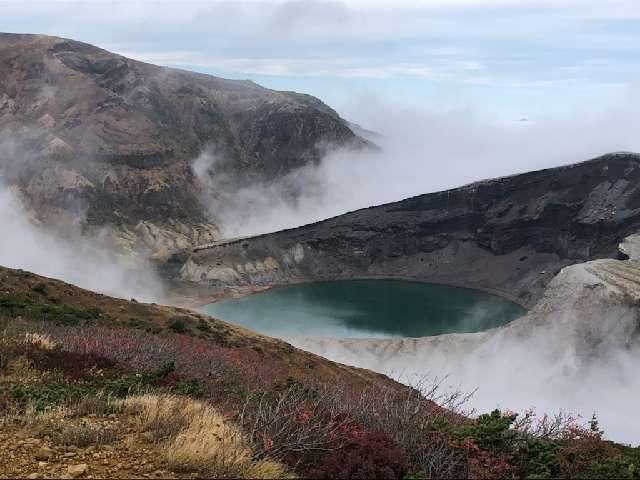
1;392;292;479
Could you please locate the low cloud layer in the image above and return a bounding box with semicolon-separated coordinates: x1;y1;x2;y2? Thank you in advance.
194;86;640;445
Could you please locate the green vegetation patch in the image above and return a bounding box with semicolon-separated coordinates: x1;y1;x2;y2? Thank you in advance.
454;409;518;454
168;317;188;334
0;293;108;326
5;361;207;411
172;378;208;398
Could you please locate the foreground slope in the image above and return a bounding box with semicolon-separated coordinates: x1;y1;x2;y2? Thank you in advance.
181;152;640;307
2;265;639;478
0;265;387;388
0;33;368;254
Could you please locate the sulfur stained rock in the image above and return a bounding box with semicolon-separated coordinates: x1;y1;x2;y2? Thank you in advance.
34;447;54;461
67;463;88;478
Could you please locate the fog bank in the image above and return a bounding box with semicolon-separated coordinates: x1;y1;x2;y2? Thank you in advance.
197;86;640;238
288;326;640;445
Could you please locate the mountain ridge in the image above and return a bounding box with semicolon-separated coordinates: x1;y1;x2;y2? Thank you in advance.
0;32;369;256
179;151;640;307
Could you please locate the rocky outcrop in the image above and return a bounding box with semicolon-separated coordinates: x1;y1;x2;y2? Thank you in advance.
180;152;640;307
117;221;220;260
0;33;368;255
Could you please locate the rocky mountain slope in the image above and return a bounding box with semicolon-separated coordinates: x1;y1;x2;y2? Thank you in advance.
0;33;368;256
180;152;640;307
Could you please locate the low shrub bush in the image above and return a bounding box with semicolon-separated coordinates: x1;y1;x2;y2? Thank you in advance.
55;421;118;447
309;430;410;479
169;318;187;334
0;293;106;325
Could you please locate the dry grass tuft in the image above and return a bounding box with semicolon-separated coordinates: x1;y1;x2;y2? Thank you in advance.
5;404;70;436
72;394;121;418
123;394;292;479
24;332;58;350
121;394;195;442
3;398;118;448
56;421;117;447
3;355;42;383
6;404;112;447
240;458;294;479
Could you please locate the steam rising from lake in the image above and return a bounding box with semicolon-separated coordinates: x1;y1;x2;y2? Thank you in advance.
287;320;640;445
286;263;640;445
0;70;637;447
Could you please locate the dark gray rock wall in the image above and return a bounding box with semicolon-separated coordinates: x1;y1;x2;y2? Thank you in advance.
181;152;640;307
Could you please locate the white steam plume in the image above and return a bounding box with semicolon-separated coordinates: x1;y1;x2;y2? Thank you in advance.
292;322;640;445
0;185;163;302
191;85;640;445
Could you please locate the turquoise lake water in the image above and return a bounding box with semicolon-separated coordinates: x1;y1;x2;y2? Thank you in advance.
200;280;526;339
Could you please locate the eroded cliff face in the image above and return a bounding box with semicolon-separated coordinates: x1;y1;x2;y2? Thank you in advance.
180;152;640;307
0;33;368;256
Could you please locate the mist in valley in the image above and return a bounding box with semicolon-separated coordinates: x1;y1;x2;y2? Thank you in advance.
1;2;639;476
285;295;640;444
0;44;637;447
198;84;640;238
1;84;638;444
424;324;640;445
406;327;640;445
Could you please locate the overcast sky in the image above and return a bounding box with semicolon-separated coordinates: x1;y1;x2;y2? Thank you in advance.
3;0;640;122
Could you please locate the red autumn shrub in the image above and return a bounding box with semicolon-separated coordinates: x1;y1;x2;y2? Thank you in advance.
308;430;410;479
40;324;288;390
557;425;622;478
26;348;118;380
49;325;236;378
237;382;357;463
455;437;515;479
